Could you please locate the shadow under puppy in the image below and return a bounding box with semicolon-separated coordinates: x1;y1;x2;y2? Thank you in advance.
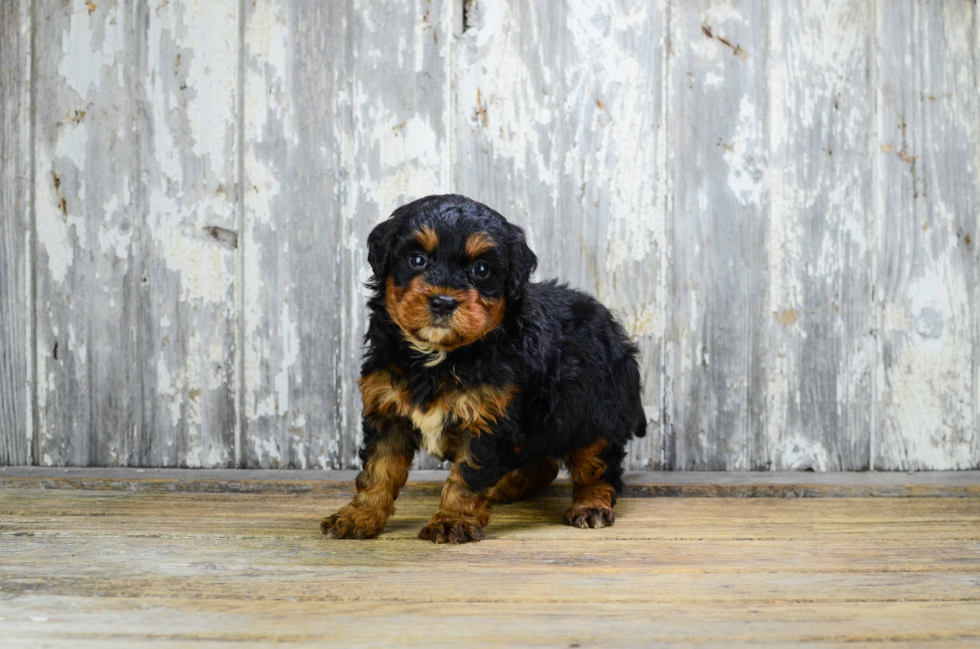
322;195;645;543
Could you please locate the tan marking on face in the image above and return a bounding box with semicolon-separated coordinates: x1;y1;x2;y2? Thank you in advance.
465;231;495;258
414;225;438;253
385;277;506;352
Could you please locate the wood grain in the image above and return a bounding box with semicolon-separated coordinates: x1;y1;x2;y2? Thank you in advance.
241;0;348;470
874;1;979;470
33;0;143;465
0;0;32;465
31;0;239;468
1;488;978;646
137;0;240;467
765;0;875;470
665;0;770;469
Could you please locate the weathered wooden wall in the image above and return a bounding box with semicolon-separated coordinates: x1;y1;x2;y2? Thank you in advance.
1;0;978;471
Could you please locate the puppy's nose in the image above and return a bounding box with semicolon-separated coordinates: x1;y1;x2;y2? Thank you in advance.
428;294;458;317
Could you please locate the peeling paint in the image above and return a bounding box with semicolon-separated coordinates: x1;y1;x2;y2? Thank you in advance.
621;302;662;340
59;1;124;96
14;0;980;472
364;107;445;217
35;182;74;285
158;228;234;304
274;299;299;418
779;434;830;471
724;96;767;207
874;0;978;470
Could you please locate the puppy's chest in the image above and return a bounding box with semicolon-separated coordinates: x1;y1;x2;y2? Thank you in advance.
360;370;517;459
408;405;452;459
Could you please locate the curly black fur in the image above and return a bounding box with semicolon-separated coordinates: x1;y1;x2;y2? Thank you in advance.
359;195;645;499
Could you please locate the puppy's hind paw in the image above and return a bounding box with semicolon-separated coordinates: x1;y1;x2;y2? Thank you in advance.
562;505;615;529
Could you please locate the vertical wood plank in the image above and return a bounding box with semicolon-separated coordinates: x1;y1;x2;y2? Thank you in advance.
33;0;142;465
242;0;348;469
137;0;239;467
665;0;770;469
455;0;667;468
874;0;979;470
975;0;980;473
243;0;454;469
0;0;33;465
33;0;239;467
765;0;874;470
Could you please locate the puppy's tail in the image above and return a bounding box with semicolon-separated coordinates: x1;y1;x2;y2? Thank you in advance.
632;404;647;438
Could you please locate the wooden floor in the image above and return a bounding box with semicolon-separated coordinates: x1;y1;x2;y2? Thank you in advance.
1;482;979;647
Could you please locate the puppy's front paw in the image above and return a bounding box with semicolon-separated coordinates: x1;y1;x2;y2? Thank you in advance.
563;504;615;529
320;505;385;539
418;515;485;544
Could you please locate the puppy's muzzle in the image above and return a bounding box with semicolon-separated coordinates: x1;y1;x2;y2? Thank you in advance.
428;294;458;318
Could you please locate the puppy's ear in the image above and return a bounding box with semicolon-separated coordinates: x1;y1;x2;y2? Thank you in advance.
367;217;400;278
506;223;537;301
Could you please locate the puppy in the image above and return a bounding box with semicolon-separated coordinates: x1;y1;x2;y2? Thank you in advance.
321;195;645;543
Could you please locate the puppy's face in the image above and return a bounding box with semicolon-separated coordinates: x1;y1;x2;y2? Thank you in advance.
368;196;536;351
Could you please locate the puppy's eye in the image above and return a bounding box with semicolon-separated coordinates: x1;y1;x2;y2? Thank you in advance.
471;262;490;279
409;253;428;269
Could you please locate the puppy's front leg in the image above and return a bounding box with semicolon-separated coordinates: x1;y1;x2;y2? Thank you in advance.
418;461;505;544
321;421;417;539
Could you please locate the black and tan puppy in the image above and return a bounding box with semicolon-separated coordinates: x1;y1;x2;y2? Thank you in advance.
321;195;645;543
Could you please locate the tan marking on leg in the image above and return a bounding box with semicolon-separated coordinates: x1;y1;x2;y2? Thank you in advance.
321;437;414;539
563;440;616;529
418;458;491;544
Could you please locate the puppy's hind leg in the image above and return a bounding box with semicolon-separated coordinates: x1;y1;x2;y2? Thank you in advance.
562;439;624;529
487;457;560;505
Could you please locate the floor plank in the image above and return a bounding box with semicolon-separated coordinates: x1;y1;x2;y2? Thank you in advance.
1;488;978;647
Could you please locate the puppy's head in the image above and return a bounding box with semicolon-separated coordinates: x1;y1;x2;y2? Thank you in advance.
367;195;536;351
